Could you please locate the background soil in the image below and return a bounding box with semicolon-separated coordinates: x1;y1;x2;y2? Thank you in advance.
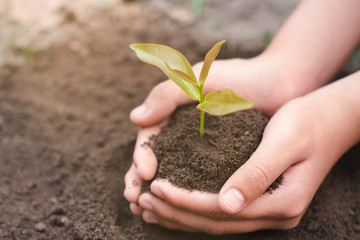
0;1;359;239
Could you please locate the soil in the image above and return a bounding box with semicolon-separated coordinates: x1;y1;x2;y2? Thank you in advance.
0;1;359;240
142;105;282;194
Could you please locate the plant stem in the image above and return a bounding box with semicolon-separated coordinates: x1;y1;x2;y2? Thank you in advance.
199;87;205;138
200;109;204;138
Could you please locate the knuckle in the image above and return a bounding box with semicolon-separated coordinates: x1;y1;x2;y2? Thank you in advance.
124;169;135;186
167;214;179;224
123;187;133;203
245;164;269;195
274;123;302;150
287;204;306;219
281;201;307;219
272;100;314;153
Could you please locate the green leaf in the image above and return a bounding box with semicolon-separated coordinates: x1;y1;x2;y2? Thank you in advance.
197;89;253;115
166;64;199;86
130;43;200;101
199;40;225;86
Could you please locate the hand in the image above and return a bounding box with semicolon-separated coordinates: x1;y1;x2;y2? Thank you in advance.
124;56;302;218
124;0;360;231
125;71;360;234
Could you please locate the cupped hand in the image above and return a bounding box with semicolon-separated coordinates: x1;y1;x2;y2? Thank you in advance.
123;56;336;233
133;98;326;234
125;70;360;233
124;56;292;205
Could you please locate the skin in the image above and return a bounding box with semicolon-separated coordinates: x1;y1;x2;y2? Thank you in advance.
124;0;360;234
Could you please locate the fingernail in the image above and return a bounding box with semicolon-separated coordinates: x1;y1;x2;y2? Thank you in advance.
221;188;245;213
142;201;152;210
151;188;164;199
131;104;147;118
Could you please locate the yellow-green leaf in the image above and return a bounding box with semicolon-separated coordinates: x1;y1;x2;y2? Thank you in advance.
167;66;199;86
197;89;253;115
130;43;200;101
199;40;225;86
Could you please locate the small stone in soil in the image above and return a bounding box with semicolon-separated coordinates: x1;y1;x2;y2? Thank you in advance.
96;138;106;148
50;197;58;204
35;222;46;232
60;216;70;225
80;199;91;205
50;207;65;215
50;215;70;227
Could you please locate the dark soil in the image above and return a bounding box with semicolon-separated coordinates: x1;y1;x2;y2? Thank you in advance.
143;105;282;194
0;2;359;240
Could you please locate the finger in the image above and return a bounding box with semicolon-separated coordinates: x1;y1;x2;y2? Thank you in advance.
130;80;194;127
218;112;312;214
142;210;196;232
133;125;163;180
150;178;300;220
139;193;224;232
229;161;311;219
150;180;229;220
124;164;142;203
139;193;300;234
130;203;143;216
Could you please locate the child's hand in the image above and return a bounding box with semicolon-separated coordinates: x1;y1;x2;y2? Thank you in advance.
125;71;360;233
124;56;302;219
124;0;360;232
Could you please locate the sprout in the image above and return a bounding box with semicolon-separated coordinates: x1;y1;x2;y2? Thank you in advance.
130;40;253;138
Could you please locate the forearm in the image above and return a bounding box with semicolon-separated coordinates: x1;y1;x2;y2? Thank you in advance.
263;0;360;98
303;70;360;163
317;70;360;152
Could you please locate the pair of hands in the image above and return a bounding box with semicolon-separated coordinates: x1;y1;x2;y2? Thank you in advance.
124;57;355;234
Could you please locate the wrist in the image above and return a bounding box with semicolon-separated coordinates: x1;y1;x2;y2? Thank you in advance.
256;51;322;105
298;70;360;157
247;53;313;113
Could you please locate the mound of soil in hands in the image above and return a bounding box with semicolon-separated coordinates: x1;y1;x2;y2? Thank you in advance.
142;104;282;194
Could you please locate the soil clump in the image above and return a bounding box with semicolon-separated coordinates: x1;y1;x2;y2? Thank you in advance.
143;105;282;194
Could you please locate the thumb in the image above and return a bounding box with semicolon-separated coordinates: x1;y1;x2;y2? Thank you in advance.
130;80;193;127
218;130;297;214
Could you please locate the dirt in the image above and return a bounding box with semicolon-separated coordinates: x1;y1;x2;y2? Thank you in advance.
0;1;359;240
142;105;282;194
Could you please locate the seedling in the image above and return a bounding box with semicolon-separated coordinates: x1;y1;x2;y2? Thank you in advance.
130;40;253;138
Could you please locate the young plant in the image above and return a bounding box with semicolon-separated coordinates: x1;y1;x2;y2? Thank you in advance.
130;40;253;138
